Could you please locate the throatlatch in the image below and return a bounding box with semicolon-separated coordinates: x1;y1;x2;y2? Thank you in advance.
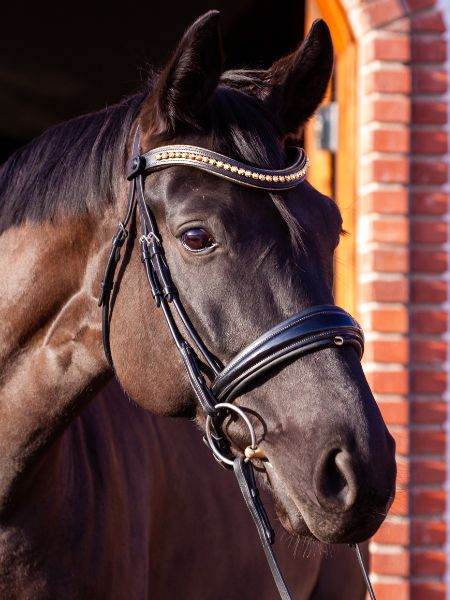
99;128;376;600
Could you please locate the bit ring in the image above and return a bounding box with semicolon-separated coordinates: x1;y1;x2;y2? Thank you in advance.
205;402;257;466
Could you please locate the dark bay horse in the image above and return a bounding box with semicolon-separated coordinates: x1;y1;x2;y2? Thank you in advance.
0;12;396;599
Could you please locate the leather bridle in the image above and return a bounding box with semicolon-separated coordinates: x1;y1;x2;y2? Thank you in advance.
98;128;376;600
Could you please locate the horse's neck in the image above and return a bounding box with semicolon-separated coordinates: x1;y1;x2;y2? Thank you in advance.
0;215;110;509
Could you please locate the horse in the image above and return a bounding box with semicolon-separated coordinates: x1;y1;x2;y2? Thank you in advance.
0;11;396;599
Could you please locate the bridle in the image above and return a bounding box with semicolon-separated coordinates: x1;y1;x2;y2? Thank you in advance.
98;128;376;600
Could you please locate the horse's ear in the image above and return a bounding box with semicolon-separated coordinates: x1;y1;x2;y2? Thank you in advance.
140;11;223;139
264;19;334;136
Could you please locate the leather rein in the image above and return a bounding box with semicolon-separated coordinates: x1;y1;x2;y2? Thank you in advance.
98;129;376;600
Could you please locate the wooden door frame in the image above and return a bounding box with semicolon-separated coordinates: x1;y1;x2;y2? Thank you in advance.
305;0;357;315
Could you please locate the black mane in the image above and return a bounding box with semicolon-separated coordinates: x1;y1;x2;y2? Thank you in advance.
0;72;295;239
0;91;146;234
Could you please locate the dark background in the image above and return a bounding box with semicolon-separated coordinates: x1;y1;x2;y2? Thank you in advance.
0;1;305;163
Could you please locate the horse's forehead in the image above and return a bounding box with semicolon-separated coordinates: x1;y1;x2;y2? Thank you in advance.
150;166;278;222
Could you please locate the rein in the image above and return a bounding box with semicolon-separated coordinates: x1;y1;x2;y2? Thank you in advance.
98;129;376;600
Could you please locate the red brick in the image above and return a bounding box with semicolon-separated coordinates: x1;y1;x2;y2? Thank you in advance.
362;35;410;62
362;248;409;273
413;69;448;94
411;430;445;454
362;158;409;185
412;340;447;364
373;519;410;544
412;520;446;545
393;427;409;454
360;279;408;303
412;401;447;424
411;12;446;32
412;370;446;393
362;97;411;124
392;486;409;515
411;279;447;303
412;191;448;215
362;127;410;154
365;0;405;28
366;338;409;363
412;489;445;515
369;218;409;244
411;160;448;185
412;582;445;600
397;463;410;486
411;250;447;273
384;17;411;33
362;189;408;214
411;551;446;576
366;369;408;394
372;549;409;576
363;68;411;94
411;459;446;484
378;399;409;425
412;220;448;243
412;38;447;62
412;101;448;125
373;581;409;600
405;0;436;10
412;310;447;334
362;307;408;333
412;130;448;154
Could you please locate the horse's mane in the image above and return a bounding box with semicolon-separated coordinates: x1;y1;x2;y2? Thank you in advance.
0;90;147;235
0;72;300;246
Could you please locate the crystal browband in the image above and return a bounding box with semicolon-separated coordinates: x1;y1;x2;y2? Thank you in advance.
127;144;309;190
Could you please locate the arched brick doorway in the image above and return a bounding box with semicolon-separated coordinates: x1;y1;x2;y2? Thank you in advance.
306;0;450;597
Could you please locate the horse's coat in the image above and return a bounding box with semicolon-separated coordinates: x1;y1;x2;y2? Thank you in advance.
0;12;395;599
0;379;369;599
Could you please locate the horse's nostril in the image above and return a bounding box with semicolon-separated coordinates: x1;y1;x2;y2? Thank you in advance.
324;450;347;497
314;449;357;510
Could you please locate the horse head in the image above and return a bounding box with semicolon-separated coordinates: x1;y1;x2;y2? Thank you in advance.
107;11;396;545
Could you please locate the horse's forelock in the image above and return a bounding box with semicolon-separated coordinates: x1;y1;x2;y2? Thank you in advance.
206;82;304;251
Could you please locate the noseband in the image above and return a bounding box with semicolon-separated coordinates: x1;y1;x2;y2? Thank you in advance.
99;129;375;600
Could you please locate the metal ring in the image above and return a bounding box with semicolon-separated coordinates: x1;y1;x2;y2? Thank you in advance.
205;403;257;466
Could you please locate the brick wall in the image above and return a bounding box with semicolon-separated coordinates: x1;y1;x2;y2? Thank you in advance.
339;0;450;597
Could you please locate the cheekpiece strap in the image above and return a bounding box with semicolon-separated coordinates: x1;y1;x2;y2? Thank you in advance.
126;144;309;191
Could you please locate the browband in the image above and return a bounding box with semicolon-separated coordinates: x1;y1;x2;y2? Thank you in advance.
127;144;309;190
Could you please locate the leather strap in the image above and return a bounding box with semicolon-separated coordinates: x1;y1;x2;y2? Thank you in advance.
352;543;376;600
98;178;137;370
234;458;292;600
127;144;309;191
213;306;364;402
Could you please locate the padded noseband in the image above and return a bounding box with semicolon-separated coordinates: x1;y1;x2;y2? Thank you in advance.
213;305;364;402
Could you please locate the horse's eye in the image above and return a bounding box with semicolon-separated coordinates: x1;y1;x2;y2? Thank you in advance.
181;228;216;253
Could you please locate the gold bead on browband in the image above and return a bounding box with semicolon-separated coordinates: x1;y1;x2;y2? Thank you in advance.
127;144;310;191
153;150;309;184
